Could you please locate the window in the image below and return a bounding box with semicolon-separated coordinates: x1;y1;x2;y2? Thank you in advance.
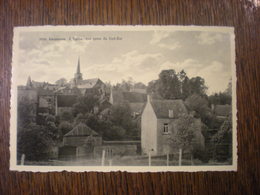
169;110;174;118
163;123;169;134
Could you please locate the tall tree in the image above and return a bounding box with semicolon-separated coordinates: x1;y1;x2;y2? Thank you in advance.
178;70;191;99
189;76;208;96
156;69;182;99
17;97;36;127
17;123;54;161
169;114;197;165
109;103;133;131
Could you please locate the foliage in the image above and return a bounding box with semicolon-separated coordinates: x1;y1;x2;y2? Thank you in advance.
158;69;182;99
17;123;54;161
55;78;67;86
169;114;197;152
109;103;133;131
60;111;74;122
209;92;232;105
185;94;213;126
189;76;207;96
103;125;126;140
17;97;36;127
44;114;59;140
211;116;232;161
147;69;207;100
224;79;232;96
72;95;99;115
134;82;147;89
58;121;73;136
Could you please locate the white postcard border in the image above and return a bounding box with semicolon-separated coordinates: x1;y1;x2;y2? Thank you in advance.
10;25;237;172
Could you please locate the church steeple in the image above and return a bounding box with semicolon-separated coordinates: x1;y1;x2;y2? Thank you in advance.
74;57;83;85
26;76;33;88
77;57;81;74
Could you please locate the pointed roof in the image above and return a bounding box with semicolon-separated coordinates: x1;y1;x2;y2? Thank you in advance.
77;57;81;74
26;76;32;87
77;78;100;89
64;123;98;137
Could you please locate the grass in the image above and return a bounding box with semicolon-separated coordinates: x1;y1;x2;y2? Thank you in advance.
22;155;231;166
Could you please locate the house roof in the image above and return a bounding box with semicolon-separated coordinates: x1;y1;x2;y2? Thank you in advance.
55;86;81;95
57;95;77;107
77;78;100;89
37;88;55;96
64;123;98;137
214;105;231;117
150;99;188;119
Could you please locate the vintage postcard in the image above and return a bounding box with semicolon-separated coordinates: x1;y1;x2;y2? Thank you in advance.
10;25;237;172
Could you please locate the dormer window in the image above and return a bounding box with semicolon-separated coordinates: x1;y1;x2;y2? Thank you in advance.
163;123;169;134
169;110;174;118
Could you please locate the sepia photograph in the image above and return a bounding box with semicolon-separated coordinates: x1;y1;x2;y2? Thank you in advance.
10;26;236;172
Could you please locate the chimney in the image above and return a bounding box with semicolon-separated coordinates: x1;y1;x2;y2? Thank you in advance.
169;110;174;118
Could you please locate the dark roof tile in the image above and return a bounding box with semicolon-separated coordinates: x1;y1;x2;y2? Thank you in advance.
150;99;187;118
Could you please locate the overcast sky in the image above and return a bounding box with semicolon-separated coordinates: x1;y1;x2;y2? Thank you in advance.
17;29;232;94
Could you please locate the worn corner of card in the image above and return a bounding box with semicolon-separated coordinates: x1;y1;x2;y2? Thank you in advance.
10;25;237;172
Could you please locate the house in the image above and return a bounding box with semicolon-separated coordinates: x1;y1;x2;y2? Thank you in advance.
141;96;204;155
60;123;102;158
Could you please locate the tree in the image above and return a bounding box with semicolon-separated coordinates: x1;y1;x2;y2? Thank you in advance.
185;94;213;127
212;115;232;162
225;79;232;96
158;69;182;99
134;82;147;89
72;95;99;115
169;114;197;165
209;92;232;105
55;78;67;86
178;70;191;99
17;123;54;161
17;97;36;127
44;114;59;140
114;77;135;92
109;103;133;131
189;76;207;96
104;125;126;140
58;121;73;136
60;111;74;122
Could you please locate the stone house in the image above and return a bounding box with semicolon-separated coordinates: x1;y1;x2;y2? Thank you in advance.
60;123;102;158
141;96;204;155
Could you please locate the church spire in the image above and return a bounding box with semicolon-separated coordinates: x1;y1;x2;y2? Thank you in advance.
77;57;81;74
26;76;33;88
74;57;83;85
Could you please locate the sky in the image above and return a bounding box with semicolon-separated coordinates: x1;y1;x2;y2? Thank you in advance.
17;29;233;95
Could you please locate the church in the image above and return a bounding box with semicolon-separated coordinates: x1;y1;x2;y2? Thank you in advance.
17;58;108;118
